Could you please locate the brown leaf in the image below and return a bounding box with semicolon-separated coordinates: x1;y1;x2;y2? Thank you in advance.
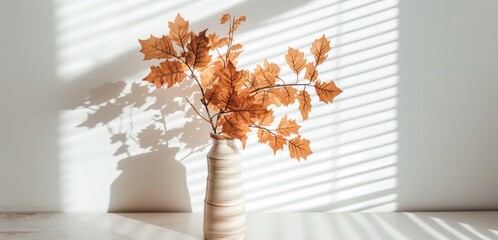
231;15;247;33
143;60;186;88
311;34;331;65
273;86;297;106
314;80;342;103
207;33;228;48
220;114;251;148
285;47;306;74
139;35;177;60
257;110;275;127
288;135;312;161
217;61;244;91
264;60;281;76
276;115;300;136
186;29;211;68
268;134;286;154
304;62;318;82
220;13;230;24
169;14;191;47
257;128;271;144
297;90;312;120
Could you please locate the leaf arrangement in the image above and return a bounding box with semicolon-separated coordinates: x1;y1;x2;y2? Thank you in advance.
139;13;342;161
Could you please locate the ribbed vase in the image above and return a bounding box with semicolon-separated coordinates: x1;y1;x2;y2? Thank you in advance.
203;133;246;240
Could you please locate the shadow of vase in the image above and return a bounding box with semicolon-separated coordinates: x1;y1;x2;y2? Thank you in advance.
108;147;192;212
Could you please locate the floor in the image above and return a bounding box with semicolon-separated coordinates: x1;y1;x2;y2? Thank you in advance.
1;212;497;240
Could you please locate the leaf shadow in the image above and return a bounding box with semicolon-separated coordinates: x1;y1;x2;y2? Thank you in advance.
77;79;210;212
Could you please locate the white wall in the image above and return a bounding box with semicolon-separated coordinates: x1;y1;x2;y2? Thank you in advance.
0;0;496;213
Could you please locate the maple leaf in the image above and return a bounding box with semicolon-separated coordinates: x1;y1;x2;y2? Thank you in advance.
143;60;186;88
208;33;228;48
139;35;177;60
288;135;312;161
297;90;312;120
253;89;280;107
169;14;191;47
217;61;245;91
285;47;306;74
220;13;230;24
231;16;247;33
304;62;318;82
257;128;271;144
220;114;251;148
257;110;275;126
311;34;331;65
276;115;300;136
273;86;297;106
268;134;286;154
314;80;342;103
263;60;281;76
186;29;211;69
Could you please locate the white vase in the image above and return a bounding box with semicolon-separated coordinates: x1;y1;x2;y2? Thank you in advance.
203;133;246;240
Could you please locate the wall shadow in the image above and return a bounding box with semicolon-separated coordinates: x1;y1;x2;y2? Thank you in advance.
76;80;210;212
108;148;191;212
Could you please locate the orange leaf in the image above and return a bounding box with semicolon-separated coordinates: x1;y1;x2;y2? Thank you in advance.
231;15;247;33
139;35;177;60
285;47;306;74
297;90;312;120
169;14;191;47
268;134;286;154
311;34;331;65
257;110;275;127
288;135;312;161
186;29;211;68
207;33;228;48
276;115;300;136
220;13;230;24
314;80;342;103
220;114;250;148
264;60;281;76
217;61;244;91
253;90;276;107
143;60;186;88
304;62;318;82
257;128;271;144
273;86;298;106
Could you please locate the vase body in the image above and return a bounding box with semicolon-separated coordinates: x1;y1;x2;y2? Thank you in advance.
204;134;246;240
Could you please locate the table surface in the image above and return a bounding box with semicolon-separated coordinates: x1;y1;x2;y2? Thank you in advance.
1;212;497;240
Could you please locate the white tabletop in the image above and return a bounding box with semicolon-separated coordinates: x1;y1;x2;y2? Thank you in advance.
1;212;497;240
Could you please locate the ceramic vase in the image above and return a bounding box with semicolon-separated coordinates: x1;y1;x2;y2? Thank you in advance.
203;133;246;240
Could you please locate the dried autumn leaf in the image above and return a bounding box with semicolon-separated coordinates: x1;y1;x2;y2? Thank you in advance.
220;114;251;148
297;90;312;120
314;80;342;103
288;135;312;161
143;60;186;88
257;128;271;144
268;134;286;154
304;62;318;82
231;15;247;33
263;60;281;76
257;110;275;126
220;13;230;24
273;86;297;106
207;33;228;48
186;29;211;68
217;61;244;91
285;47;306;74
276;115;300;136
169;14;191;47
311;34;331;65
139;35;177;60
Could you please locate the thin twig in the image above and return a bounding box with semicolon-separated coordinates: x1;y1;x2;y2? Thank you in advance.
185;97;209;122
